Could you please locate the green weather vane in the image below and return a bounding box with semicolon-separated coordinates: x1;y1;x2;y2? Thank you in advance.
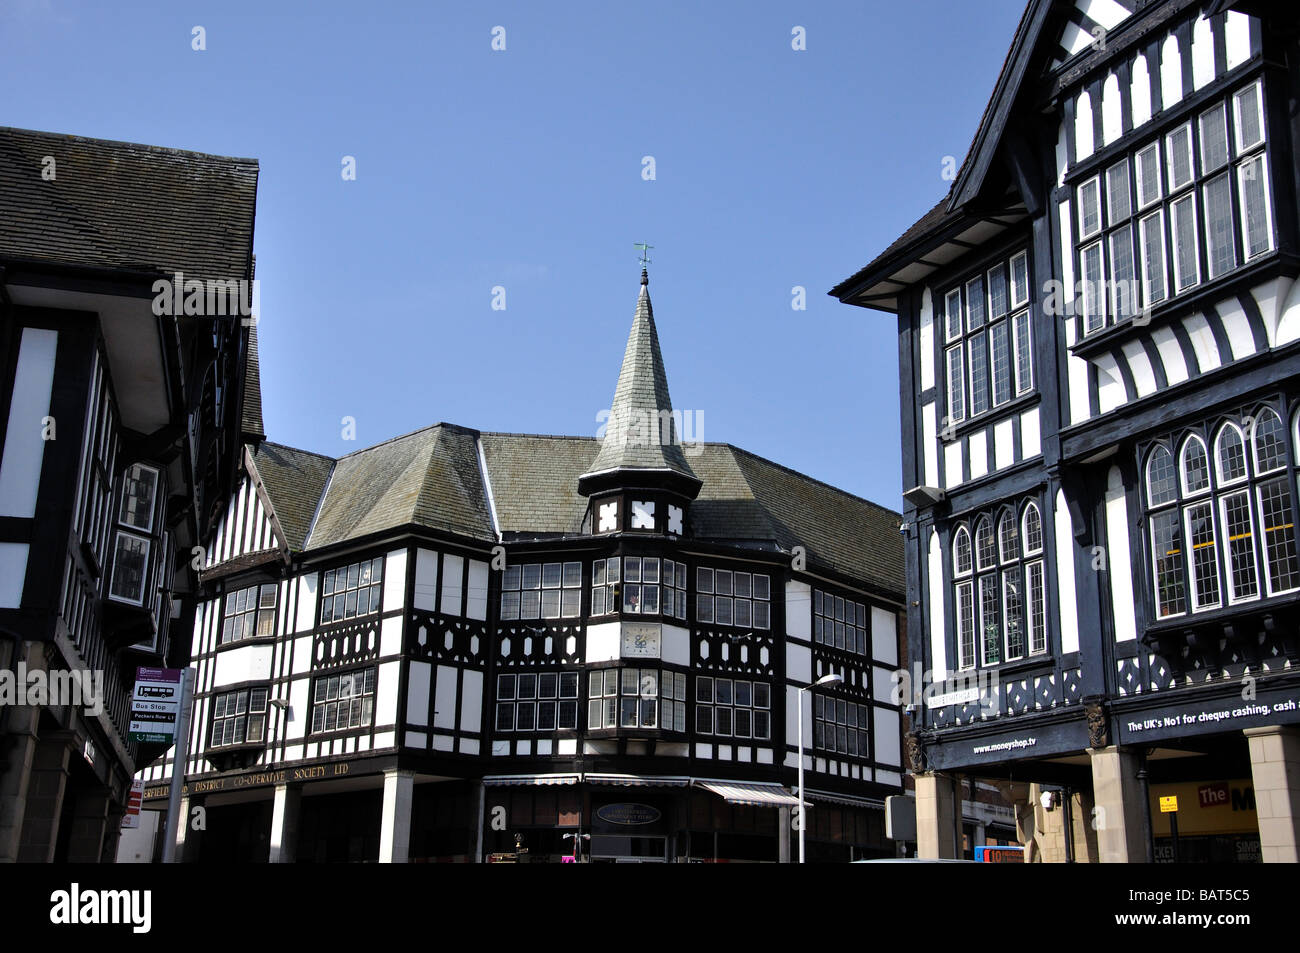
634;242;654;269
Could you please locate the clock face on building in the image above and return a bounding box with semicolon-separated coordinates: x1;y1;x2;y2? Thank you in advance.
621;623;661;659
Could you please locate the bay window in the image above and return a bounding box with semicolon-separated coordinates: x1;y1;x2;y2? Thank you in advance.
1145;406;1300;620
210;686;269;748
1078;78;1275;338
588;667;685;731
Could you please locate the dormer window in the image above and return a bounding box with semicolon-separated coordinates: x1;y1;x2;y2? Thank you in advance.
598;500;619;533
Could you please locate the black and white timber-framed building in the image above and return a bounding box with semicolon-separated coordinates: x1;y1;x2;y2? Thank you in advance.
833;0;1300;863
0;128;260;862
128;270;907;863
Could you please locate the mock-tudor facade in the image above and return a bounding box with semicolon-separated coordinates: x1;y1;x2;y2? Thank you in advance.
0;128;260;862
833;0;1300;862
129;270;907;863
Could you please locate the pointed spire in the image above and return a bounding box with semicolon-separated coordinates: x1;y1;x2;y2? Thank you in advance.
578;272;702;498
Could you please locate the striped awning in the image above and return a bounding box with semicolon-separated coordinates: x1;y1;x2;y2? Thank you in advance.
585;774;690;787
694;780;804;808
804;789;884;809
481;773;581;787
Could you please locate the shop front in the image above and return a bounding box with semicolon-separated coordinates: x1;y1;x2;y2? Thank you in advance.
480;774;889;863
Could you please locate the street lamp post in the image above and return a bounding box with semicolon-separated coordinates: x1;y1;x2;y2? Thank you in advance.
797;671;843;863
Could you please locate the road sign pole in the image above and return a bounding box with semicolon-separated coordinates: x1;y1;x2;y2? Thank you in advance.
160;667;195;864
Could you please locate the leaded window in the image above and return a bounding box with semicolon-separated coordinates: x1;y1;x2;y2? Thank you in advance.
221;583;278;644
588;668;686;731
952;501;1045;669
496;671;580;732
1145;407;1300;619
321;557;383;624
695;676;769;740
814;693;869;758
502;561;581;620
310;668;376;733
211;686;268;747
814;589;869;655
696;567;770;629
941;250;1033;431
1078;79;1274;337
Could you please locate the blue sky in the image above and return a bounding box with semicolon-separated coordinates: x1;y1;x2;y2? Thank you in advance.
3;0;1025;508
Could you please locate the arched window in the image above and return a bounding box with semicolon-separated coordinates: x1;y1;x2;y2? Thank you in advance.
1180;435;1210;495
1146;444;1178;506
1253;408;1285;474
973;518;999;666
998;509;1019;564
952;502;1047;668
1021;502;1047;654
1022;502;1043;554
953;527;972;576
1144;414;1300;619
1214;423;1247;485
953;526;974;670
975;518;996;571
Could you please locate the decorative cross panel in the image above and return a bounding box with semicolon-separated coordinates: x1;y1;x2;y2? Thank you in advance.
692;627;775;677
314;618;380;671
496;623;582;666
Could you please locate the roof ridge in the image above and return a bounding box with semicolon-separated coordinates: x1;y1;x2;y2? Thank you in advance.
0;126;260;165
259;440;336;464
331;421;478;460
481;431;600;441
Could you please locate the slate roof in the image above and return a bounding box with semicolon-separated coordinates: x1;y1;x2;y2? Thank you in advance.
240;274;902;598
580;273;700;489
0;126;258;282
249;442;334;551
251;429;903;598
306;425;495;549
241;323;266;442
481;433;597;536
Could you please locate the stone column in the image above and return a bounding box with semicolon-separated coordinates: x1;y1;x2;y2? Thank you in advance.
1087;746;1147;863
379;769;415;863
0;702;40;862
1244;725;1300;863
914;772;959;859
63;787;110;863
269;783;303;863
16;731;74;863
101;801;127;863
